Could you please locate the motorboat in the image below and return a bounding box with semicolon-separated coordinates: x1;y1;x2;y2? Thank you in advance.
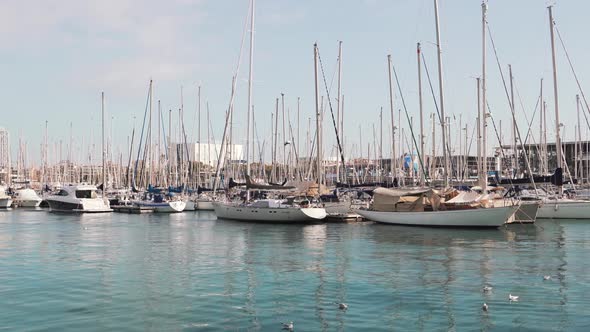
12;188;42;207
0;185;12;208
45;184;113;213
356;187;518;228
213;199;327;223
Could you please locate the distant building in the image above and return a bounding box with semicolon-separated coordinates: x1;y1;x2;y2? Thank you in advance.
169;143;243;167
0;128;10;184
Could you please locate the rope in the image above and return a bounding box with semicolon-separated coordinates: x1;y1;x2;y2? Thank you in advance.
316;45;347;184
487;23;537;192
390;60;428;183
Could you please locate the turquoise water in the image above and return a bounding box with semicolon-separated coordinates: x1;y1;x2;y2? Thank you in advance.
1;210;589;331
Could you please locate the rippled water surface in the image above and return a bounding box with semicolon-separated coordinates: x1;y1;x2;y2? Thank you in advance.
1;209;590;331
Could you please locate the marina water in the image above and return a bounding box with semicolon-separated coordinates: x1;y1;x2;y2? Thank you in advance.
1;210;589;331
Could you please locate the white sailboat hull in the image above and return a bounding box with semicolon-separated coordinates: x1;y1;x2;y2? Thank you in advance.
356;206;518;227
196;200;215;211
537;200;590;219
133;200;186;213
184;200;196;211
213;202;327;223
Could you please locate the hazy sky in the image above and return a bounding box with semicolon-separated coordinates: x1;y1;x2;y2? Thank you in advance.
2;0;589;165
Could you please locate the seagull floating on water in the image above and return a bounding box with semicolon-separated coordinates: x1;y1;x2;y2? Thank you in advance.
282;321;294;330
338;303;348;310
483;286;493;292
482;303;489;311
509;294;519;302
543;275;551;280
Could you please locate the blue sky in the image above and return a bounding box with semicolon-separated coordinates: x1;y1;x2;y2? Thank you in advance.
2;0;590;165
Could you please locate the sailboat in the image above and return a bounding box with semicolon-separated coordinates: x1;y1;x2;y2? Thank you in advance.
213;0;327;223
356;0;518;227
536;6;590;219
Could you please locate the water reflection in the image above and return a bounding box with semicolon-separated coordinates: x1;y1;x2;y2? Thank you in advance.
0;211;589;331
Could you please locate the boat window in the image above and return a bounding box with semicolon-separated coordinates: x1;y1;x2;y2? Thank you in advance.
75;190;97;199
57;189;69;196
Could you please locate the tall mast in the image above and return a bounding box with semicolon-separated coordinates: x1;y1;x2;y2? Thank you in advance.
548;5;562;192
431;113;436;179
246;0;255;180
480;1;488;188
197;86;201;189
297;97;301;181
417;42;425;186
147;80;153;186
281;93;286;180
379;107;383;183
433;0;448;187
387;55;396;184
574;95;582;179
509;64;516;177
336;41;343;183
101;92;106;192
539;79;543;174
314;43;322;187
477;78;482;183
157;100;161;184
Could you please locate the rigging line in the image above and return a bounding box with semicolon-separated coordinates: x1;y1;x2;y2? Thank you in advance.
466;122;478;175
160;109;168;159
390;60;427;181
515;82;540;147
518;86;545;170
486;23;536;190
554;23;590;126
133;82;152;189
212;0;252;193
420;52;456;177
316;45;347;183
487;104;518;197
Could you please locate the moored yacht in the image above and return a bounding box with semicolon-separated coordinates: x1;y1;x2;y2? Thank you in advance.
0;185;12;208
13;188;42;207
213;199;327;223
45;184;113;213
356;187;518;228
132;193;186;213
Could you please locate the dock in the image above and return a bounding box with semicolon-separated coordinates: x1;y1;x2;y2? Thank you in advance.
112;205;154;214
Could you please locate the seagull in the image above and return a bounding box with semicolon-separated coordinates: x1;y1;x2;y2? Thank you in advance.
543;275;551;280
483;286;493;292
338;303;348;310
282;322;294;330
284;141;291;146
509;294;519;302
482;303;489;311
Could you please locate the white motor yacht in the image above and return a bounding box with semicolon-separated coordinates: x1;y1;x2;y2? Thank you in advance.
0;185;12;208
45;184;113;213
13;188;42;207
